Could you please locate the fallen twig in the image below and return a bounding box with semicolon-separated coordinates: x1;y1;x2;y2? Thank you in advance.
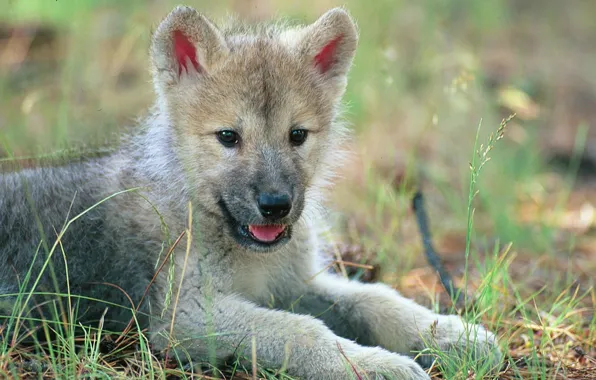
412;190;464;306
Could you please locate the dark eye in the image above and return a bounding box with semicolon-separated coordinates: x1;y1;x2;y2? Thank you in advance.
216;130;240;148
289;128;308;146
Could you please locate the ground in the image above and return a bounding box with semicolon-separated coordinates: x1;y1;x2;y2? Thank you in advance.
1;0;595;379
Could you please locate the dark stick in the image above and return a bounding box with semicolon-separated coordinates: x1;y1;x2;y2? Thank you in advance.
412;190;463;305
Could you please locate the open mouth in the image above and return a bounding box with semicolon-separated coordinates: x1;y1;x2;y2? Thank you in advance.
245;224;287;244
237;224;289;248
217;199;292;250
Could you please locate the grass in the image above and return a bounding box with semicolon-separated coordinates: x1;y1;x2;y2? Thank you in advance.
1;0;596;378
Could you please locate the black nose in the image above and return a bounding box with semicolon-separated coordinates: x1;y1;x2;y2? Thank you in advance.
257;192;292;219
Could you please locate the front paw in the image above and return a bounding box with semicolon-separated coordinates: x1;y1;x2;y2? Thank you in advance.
346;345;430;380
414;316;502;372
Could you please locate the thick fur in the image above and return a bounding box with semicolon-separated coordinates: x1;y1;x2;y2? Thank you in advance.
0;6;501;379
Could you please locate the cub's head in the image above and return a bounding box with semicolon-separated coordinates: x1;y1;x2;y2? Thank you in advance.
150;6;358;252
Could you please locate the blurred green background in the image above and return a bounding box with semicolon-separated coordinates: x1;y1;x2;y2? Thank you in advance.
2;0;596;305
1;0;595;377
2;0;595;315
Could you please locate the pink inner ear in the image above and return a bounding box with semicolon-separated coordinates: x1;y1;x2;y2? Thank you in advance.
173;30;202;76
313;35;343;74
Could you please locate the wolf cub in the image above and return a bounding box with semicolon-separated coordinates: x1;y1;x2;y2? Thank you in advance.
0;6;501;379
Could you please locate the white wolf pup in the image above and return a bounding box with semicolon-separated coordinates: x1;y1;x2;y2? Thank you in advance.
0;6;501;379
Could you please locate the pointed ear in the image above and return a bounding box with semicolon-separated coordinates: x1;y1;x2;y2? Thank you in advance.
150;6;229;95
299;8;358;90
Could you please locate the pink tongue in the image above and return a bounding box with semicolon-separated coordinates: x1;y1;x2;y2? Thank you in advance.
248;225;285;242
